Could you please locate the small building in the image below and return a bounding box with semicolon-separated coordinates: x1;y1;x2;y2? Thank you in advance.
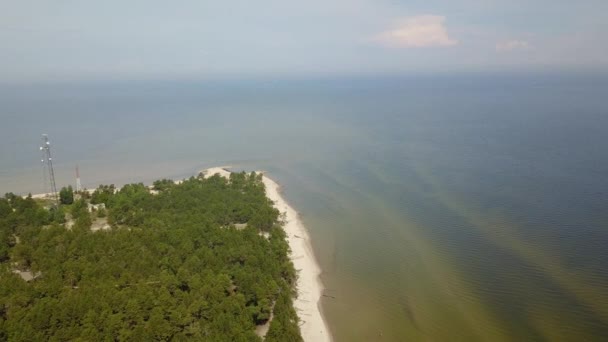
87;203;106;213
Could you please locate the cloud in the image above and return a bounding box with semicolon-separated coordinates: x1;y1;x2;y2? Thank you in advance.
496;40;530;52
372;15;458;48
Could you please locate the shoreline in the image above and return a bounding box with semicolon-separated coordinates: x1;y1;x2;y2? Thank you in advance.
203;167;332;342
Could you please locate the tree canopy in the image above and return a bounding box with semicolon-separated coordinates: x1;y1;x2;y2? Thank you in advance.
59;186;74;205
0;172;302;341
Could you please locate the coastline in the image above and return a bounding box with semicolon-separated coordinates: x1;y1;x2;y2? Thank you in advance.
203;167;332;342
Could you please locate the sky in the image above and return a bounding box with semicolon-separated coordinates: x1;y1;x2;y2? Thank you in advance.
1;0;607;81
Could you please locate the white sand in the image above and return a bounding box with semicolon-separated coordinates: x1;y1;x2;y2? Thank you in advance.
201;166;233;180
203;167;332;342
30;188;96;200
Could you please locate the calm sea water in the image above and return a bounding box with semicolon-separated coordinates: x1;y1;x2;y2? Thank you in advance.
1;73;608;341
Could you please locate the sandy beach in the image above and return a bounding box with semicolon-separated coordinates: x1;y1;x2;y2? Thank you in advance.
203;167;331;342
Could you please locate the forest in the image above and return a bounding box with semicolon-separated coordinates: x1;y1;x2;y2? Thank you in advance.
0;172;302;341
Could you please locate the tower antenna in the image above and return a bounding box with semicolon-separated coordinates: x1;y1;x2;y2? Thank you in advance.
40;134;59;205
76;165;82;192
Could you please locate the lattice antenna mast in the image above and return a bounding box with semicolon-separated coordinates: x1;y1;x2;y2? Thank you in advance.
40;134;59;205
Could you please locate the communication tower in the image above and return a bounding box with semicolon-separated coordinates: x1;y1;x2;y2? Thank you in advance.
40;134;59;205
76;165;82;192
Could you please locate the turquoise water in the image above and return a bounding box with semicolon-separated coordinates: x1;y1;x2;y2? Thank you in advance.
1;73;608;340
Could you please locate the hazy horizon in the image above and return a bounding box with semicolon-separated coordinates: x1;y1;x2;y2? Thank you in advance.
2;1;607;82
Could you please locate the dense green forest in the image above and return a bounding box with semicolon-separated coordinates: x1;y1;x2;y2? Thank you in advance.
0;172;302;341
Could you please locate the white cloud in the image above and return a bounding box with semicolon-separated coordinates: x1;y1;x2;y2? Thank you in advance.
372;15;458;48
496;40;530;52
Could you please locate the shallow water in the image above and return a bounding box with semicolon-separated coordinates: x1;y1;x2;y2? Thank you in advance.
1;73;608;340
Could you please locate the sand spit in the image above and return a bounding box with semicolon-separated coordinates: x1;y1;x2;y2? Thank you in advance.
203;167;331;342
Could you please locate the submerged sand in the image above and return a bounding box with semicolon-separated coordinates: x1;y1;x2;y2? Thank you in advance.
203;167;331;342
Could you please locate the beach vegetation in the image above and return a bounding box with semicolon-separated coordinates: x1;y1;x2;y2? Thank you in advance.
59;186;74;205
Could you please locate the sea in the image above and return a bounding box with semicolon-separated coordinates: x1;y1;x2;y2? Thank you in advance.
1;72;607;341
